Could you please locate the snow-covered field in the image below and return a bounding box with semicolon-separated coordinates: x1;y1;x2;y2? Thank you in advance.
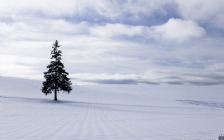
1;77;224;140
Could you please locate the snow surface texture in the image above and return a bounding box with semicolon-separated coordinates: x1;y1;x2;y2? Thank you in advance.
1;77;224;140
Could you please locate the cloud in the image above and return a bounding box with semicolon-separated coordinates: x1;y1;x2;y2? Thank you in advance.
0;0;173;19
0;0;77;17
70;67;224;85
149;18;206;43
0;0;223;85
175;0;224;30
89;18;206;44
90;23;147;38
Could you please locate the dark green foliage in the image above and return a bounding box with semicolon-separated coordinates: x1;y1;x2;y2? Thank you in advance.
42;40;72;100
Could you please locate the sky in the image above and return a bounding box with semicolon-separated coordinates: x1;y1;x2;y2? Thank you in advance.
0;0;224;85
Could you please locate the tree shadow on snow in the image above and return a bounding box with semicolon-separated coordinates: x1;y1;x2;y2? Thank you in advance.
1;95;158;113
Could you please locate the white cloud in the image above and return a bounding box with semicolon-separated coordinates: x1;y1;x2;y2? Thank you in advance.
175;0;224;29
150;18;206;43
0;0;122;18
0;0;174;20
123;0;172;19
89;19;206;43
0;0;77;16
90;23;146;38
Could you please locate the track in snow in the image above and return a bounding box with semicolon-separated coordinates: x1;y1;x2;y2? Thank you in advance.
1;94;224;140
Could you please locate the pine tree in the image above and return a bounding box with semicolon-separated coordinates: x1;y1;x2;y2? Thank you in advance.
42;40;72;101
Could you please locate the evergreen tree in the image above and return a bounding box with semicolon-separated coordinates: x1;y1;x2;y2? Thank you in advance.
42;40;72;100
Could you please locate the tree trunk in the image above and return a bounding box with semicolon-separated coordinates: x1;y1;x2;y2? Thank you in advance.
54;88;57;101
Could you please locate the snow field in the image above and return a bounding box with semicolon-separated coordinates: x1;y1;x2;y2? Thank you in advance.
1;77;224;140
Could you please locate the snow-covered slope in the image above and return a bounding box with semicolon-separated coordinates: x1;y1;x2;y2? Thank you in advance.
1;77;224;140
